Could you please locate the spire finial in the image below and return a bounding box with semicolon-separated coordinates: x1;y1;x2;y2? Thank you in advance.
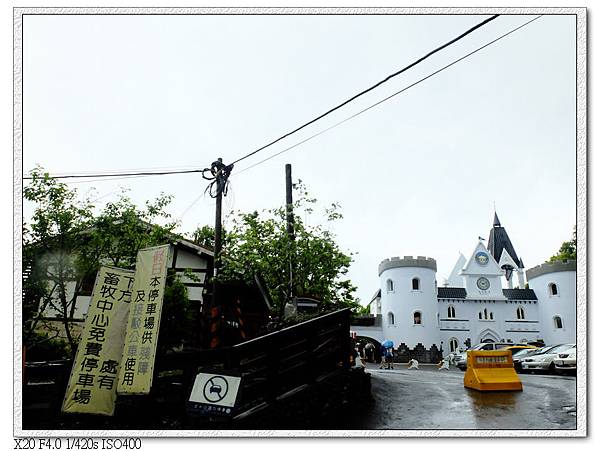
493;211;501;227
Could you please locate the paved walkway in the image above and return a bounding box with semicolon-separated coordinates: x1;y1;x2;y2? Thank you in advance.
354;363;576;429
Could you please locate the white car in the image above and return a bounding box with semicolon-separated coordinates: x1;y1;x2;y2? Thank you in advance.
554;349;576;373
520;343;575;373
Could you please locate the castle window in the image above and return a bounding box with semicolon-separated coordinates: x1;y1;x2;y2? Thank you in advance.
413;311;422;325
484;308;488;320
387;312;395;326
489;312;494;320
449;338;459;353
447;305;456;318
517;307;525;320
549;283;559;296
554;316;563;329
412;277;420;290
386;279;394;292
478;312;482;320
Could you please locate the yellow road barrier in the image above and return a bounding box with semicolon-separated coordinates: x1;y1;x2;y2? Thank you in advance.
464;350;523;391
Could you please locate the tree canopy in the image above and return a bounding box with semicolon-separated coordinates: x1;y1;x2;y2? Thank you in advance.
23;167;182;355
196;181;361;317
548;227;577;263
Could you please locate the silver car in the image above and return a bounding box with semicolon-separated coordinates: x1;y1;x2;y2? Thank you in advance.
521;343;576;374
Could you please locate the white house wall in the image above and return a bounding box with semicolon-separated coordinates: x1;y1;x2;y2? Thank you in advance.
379;258;440;349
528;263;576;345
438;298;541;352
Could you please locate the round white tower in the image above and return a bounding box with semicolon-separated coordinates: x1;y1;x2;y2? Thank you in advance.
526;260;576;345
379;256;440;350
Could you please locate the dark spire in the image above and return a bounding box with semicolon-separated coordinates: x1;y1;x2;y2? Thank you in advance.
493;211;501;227
487;211;521;279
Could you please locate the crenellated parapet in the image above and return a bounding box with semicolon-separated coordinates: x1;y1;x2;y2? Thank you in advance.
526;260;576;280
378;256;437;275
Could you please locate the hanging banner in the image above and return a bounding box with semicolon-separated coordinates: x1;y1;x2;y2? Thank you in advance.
117;244;170;395
62;266;135;416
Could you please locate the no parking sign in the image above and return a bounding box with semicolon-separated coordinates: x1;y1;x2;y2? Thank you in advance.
188;371;241;417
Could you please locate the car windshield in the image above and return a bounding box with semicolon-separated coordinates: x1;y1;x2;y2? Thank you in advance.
512;349;530;358
549;344;575;354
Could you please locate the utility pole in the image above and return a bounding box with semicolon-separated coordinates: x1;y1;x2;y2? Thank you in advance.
285;164;295;301
204;157;233;348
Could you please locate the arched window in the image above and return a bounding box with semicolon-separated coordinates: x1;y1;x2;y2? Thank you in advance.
412;277;420;290
413;311;422;325
386;279;394;292
554;316;563;329
489;312;494;320
549;283;558;296
517;307;525;320
449;338;459;353
387;312;395;325
447;305;456;318
484;308;488;320
478;312;482;320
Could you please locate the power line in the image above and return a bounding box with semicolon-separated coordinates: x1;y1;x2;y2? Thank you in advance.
24;14;499;182
23;168;203;181
229;14;499;166
234;15;542;176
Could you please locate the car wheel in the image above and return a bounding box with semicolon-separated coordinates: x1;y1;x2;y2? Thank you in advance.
548;363;556;375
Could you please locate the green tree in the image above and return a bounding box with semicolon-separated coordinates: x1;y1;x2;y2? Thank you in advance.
23;167;181;356
196;181;360;317
548;227;577;262
23;168;96;354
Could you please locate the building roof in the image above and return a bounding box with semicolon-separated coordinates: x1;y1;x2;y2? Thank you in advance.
437;287;537;301
369;289;381;304
526;260;576;279
487;212;521;269
437;287;467;298
502;288;538;300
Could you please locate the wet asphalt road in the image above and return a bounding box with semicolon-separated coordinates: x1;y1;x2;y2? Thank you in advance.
355;363;576;430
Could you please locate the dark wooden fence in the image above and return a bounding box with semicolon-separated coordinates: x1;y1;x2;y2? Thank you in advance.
23;308;367;429
157;308;352;422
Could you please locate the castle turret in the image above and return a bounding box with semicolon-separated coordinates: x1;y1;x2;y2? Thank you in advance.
378;256;440;350
527;260;576;345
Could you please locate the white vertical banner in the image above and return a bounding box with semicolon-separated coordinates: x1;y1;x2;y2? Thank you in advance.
62;266;135;415
117;244;170;395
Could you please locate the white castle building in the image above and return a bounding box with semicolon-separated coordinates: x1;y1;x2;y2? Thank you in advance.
354;213;576;361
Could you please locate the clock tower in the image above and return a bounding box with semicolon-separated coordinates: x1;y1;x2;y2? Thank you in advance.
460;240;506;299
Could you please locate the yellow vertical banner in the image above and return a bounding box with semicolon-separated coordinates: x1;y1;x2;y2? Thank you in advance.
62;266;135;415
117;244;170;395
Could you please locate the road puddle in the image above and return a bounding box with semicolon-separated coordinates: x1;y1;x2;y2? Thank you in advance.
466;389;519;411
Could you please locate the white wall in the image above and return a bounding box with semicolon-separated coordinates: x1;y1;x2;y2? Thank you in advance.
438;298;541;350
529;270;576;345
380;265;439;348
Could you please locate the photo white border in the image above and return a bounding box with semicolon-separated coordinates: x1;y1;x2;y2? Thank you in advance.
13;6;587;438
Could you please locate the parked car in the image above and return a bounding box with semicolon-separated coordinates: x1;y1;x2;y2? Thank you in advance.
501;345;537;355
554;349;576;374
455;342;513;371
520;344;576;374
512;347;550;372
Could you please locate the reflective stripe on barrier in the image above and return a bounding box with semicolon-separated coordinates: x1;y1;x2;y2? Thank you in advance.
464;350;522;391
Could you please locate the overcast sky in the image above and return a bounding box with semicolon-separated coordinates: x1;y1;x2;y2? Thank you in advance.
22;13;576;305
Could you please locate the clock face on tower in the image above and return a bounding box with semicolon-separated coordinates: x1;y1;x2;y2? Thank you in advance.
475;251;489;266
477;277;490;290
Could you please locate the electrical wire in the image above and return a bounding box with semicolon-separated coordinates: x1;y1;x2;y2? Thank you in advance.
229;14;499;166
23;14;499;182
234;15;542;176
23;168;203;180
